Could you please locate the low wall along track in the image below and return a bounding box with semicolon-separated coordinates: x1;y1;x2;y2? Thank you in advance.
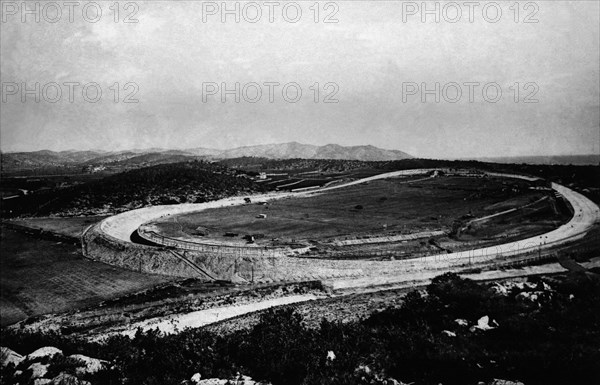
83;169;600;288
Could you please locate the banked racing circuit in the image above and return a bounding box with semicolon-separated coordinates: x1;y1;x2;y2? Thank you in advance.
83;169;600;290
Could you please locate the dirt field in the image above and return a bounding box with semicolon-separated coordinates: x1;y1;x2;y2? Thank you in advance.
152;176;552;245
0;227;172;326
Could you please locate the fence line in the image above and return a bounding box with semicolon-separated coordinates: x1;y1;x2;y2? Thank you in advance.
138;227;288;258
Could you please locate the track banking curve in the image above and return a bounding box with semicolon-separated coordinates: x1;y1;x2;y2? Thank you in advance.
97;169;600;273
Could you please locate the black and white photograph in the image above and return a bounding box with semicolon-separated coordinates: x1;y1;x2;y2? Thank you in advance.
1;1;599;384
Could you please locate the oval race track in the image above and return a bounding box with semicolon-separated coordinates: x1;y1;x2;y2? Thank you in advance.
93;169;600;284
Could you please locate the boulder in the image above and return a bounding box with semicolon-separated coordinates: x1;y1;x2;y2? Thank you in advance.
239;375;255;383
454;318;468;327
190;372;202;383
27;347;63;361
196;380;227;385
326;350;336;361
489;379;525;385
357;364;371;374
28;362;49;379
515;291;540;303
471;315;498;331
541;282;553;292
491;282;509;296
1;346;24;367
515;282;536;291
68;354;109;375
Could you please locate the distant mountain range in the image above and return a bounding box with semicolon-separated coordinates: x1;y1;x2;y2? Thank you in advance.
3;143;598;173
0;143;413;171
206;142;413;161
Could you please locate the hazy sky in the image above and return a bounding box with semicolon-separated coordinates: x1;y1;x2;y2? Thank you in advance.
1;1;599;158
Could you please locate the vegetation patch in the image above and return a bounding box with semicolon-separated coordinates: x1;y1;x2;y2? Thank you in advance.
2;272;599;385
2;161;267;217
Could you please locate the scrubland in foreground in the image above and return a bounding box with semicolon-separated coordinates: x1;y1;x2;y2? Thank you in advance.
2;272;599;385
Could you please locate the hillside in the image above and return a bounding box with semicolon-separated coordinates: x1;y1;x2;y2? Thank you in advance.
0;151;209;175
1;143;412;174
217;142;413;161
218;157;376;172
4;161;266;216
0;150;104;170
83;153;200;168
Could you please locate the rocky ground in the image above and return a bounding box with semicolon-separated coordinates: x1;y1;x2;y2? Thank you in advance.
1;346;108;385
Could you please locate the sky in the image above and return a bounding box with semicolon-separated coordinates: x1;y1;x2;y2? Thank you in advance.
1;0;599;158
